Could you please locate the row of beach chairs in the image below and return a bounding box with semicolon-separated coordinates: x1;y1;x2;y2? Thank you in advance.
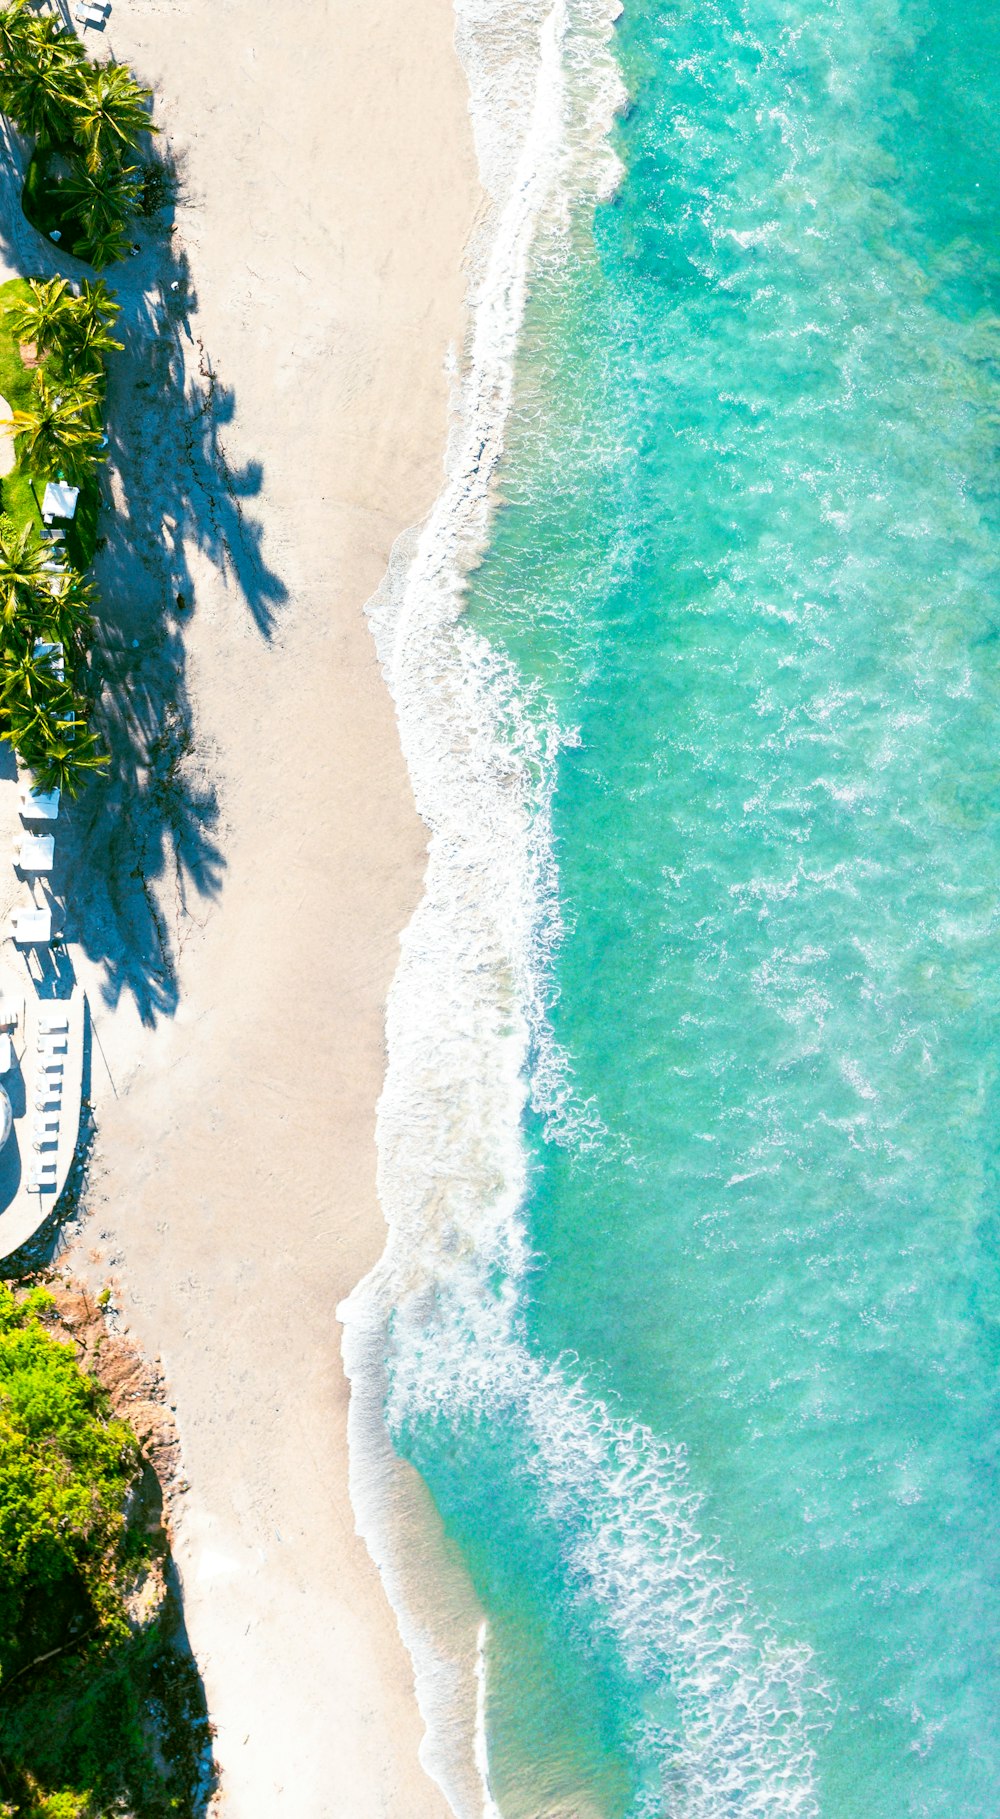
28;1007;70;1194
10;783;60;948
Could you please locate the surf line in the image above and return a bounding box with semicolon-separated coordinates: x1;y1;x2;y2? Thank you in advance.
337;2;579;1815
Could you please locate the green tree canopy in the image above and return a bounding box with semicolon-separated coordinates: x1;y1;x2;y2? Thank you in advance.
72;216;131;273
60;159;140;244
0;15;83;146
67;62;155;174
35;564;97;658
60;285;123;371
0;1284;137;1683
10;369;106;482
23;716;109;797
4;277;76;358
0;520;55;631
0;1;35;100
4;278;122;373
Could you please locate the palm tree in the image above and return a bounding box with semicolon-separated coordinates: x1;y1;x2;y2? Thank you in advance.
37;565;95;657
0;522;55;629
75;279;121;335
4;277;123;372
61;157;140;240
61;279;123;371
68;62;155;173
0;644;64;715
73;216;132;272
0;1;34;102
27;718;108;797
5;277;76;359
10;369;106;480
2;17;84;146
3;691;55;752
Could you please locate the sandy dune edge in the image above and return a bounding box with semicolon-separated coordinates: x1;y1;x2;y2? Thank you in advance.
25;0;485;1812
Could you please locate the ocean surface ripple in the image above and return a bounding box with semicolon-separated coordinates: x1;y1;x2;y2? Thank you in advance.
343;0;1000;1813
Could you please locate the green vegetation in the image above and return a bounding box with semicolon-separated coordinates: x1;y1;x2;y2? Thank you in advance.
0;14;166;793
0;1284;213;1817
0;1284;135;1674
0;0;158;269
0;276;112;795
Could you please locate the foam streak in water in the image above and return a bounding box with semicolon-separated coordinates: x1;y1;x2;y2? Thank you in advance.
339;0;829;1809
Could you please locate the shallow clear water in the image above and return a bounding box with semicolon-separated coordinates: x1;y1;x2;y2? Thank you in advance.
385;1;1000;1811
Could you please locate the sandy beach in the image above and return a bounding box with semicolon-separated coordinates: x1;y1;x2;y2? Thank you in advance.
4;0;483;1811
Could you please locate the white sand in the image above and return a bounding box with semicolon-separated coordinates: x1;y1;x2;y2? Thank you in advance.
36;0;484;1812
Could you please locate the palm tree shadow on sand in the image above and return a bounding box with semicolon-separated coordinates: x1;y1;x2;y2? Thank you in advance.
0;125;283;1811
0;126;287;1026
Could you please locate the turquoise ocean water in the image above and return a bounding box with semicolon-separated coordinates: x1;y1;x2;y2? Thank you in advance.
372;2;1000;1813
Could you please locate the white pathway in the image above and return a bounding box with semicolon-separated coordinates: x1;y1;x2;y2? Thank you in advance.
0;980;86;1259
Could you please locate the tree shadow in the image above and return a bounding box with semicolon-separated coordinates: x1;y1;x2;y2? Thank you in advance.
0;119;288;1025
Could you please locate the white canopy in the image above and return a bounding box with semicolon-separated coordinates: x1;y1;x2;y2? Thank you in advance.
41;481;80;521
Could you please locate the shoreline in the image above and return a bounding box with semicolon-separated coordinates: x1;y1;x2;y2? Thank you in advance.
338;0;626;1808
51;0;483;1812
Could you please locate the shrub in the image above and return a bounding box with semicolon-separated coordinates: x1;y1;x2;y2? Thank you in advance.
0;1283;137;1681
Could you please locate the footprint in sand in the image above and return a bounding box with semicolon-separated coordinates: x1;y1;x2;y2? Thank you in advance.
0;396;14;478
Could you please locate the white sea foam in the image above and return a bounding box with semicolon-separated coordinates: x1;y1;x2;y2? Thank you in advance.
390;1326;832;1818
338;0;829;1811
475;1623;504;1819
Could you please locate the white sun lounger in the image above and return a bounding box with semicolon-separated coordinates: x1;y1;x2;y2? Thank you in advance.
19;788;59;823
38;1010;68;1034
15;834;55;875
11;905;53;945
41;482;80;521
29;1173;57;1193
38;1034;67;1052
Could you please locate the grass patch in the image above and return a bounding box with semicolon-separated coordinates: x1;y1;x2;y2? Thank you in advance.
0;279;100;568
0;278;40;536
